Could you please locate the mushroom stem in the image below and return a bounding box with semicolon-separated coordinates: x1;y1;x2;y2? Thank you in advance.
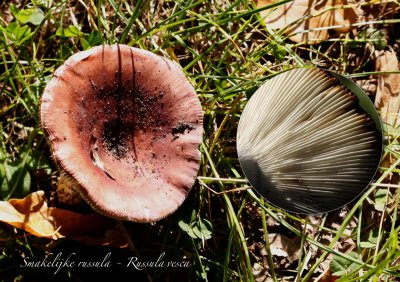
56;172;84;206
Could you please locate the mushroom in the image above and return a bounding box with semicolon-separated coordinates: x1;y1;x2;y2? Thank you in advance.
40;44;203;222
237;68;382;214
56;171;85;206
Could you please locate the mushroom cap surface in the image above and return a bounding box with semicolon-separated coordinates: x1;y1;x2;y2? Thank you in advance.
41;45;203;222
237;68;382;214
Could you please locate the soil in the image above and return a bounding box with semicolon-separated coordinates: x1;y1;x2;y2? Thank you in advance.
98;76;168;160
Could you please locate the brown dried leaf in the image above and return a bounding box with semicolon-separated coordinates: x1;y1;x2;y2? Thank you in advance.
0;191;127;247
375;50;400;127
257;0;357;43
361;1;399;22
374;50;400;179
268;233;301;262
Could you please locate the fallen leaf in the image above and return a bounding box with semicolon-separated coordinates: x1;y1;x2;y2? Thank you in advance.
356;78;377;96
0;191;59;238
257;0;357;43
0;191;127;247
253;263;265;281
360;1;398;23
267;233;301;262
375;49;400;127
374;50;400;177
253;262;275;282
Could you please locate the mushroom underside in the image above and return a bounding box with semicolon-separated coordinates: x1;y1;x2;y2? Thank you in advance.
237;68;382;214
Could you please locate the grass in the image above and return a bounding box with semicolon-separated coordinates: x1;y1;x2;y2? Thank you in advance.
0;0;400;281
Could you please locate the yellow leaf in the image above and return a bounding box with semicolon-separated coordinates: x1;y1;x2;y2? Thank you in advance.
0;191;60;238
0;191;127;247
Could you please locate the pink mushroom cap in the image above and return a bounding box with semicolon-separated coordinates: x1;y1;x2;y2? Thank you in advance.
40;44;203;222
